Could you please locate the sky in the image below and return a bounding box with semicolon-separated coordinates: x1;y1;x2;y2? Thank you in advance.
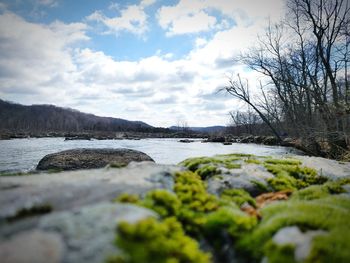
0;0;286;127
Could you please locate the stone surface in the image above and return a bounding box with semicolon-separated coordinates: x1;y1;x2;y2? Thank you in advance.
207;162;273;196
39;203;156;263
272;226;326;262
0;230;64;263
0;162;178;236
1;153;349;263
294;155;350;179
36;148;154;171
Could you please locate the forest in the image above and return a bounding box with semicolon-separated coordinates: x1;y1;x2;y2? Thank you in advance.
225;0;350;159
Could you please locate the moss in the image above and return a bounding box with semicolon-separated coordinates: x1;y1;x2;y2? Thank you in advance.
142;190;181;218
114;193;140;204
239;195;350;261
245;159;262;165
212;175;224;180
264;241;297;263
250;179;270;193
267;174;298;191
174;171;220;234
264;161;327;191
306;227;350;263
204;207;257;239
111;154;350;263
0;171;30;176
110;163;127;168
179;155;241;179
107;217;211;263
224;163;241;169
179;157;213;172
196;165;220;180
221;188;256;207
6;204;52;222
264;158;302;165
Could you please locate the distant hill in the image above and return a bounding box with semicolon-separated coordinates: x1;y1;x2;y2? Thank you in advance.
169;126;226;133
0;99;156;133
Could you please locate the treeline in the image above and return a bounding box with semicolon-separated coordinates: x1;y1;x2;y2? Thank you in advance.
0;99;168;134
224;0;350;159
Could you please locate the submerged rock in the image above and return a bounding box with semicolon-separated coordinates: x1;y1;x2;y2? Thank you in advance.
36;148;154;171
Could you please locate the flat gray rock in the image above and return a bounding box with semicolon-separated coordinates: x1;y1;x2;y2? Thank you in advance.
36;148;154;171
0;162;178;236
0;230;64;263
0;203;156;263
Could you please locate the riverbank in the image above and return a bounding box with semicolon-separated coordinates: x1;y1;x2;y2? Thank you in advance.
0;131;206;140
1;153;349;262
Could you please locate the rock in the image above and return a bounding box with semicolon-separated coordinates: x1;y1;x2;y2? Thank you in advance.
272;226;326;262
294;155;350;179
39;203;156;263
178;139;194;143
240;136;254;143
36;148;154;171
0;162;176;262
262;136;278;145
64;134;91;141
0;162;177;227
0;230;64;263
208;137;226;143
207;162;274;196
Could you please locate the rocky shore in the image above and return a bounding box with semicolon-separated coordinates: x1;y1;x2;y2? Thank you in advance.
1;150;350;263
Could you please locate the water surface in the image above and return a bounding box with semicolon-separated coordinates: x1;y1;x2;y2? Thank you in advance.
0;138;303;172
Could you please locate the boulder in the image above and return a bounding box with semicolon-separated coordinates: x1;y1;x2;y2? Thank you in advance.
36;148;154;171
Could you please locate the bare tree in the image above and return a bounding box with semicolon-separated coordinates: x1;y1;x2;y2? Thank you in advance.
224;0;350;158
223;74;283;141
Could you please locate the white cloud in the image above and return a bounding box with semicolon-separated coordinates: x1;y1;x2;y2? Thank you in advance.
37;0;58;7
158;1;217;35
140;0;156;7
0;0;287;127
158;0;285;35
87;2;150;36
0;12;88;103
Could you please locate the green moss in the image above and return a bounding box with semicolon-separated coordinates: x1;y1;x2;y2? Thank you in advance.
267;174;298;191
264;241;297;263
0;171;30;176
264;158;302;165
204;207;257;239
110;154;350;263
114;193;140;204
179;155;241;179
107;217;211;263
221;188;256;207
196;165;220;180
224;163;241;169
6;204;52;222
179;157;213;172
174;171;220;234
142;190;181;218
245;159;262;165
264;161;327;191
307;227;350;263
110;163;128;168
250;179;270;193
239;195;350;261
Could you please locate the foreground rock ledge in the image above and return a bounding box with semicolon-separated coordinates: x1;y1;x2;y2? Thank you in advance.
1;154;350;263
36;148;154;171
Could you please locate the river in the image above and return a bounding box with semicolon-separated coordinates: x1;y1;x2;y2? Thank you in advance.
0;137;304;173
